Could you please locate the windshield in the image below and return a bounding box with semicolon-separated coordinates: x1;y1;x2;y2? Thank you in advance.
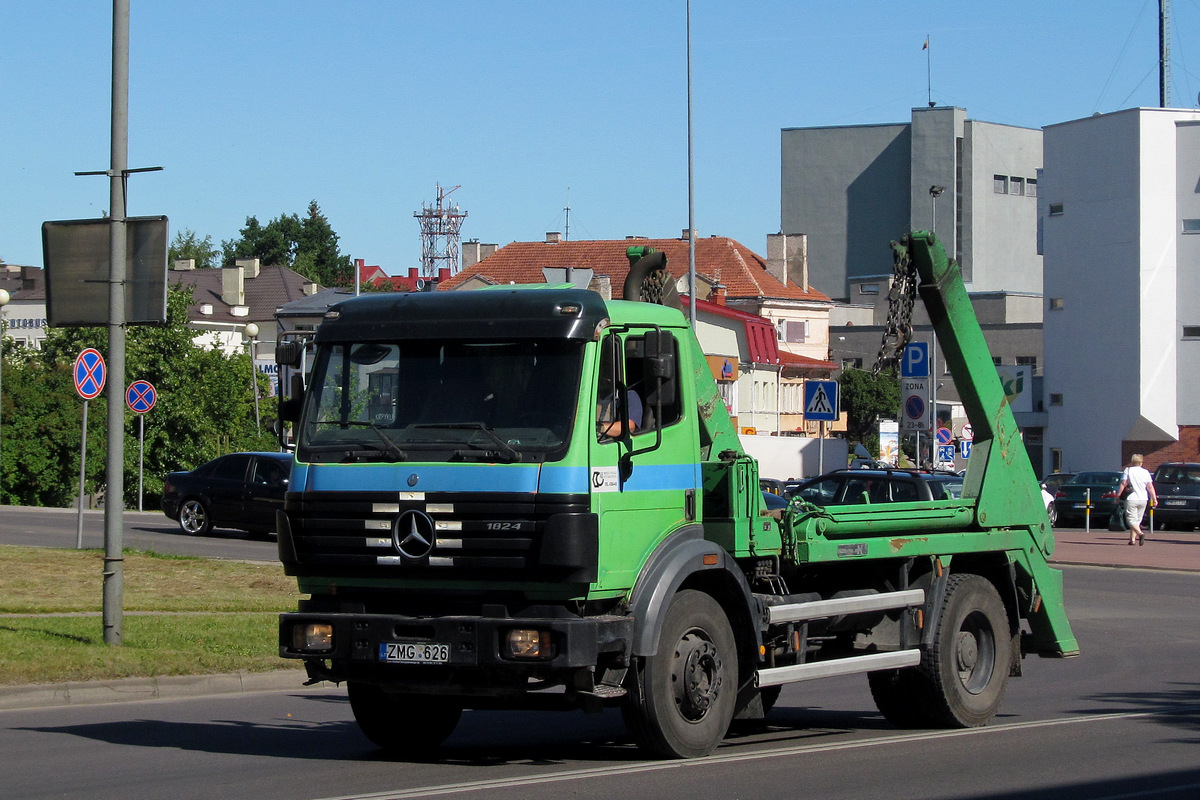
297;339;584;464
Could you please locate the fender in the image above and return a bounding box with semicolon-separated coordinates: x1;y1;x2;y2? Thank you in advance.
627;525;760;657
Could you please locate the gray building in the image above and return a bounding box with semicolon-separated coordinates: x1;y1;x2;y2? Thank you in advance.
782;106;1043;301
782;106;1049;471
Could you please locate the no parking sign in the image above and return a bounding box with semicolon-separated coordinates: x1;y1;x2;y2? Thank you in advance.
126;380;157;414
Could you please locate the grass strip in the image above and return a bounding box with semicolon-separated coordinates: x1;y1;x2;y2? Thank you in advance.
0;545;300;686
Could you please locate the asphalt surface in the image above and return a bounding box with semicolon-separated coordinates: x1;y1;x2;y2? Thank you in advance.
1;509;1196;712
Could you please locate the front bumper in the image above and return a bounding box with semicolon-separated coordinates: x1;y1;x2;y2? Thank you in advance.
280;610;631;676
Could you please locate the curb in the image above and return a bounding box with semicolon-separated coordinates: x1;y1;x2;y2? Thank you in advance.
0;668;330;712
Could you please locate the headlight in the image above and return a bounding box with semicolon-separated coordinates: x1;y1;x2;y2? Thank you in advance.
291;622;334;652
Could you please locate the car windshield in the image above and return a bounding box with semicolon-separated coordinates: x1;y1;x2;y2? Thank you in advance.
297;339;584;464
1071;472;1120;485
1155;465;1200;482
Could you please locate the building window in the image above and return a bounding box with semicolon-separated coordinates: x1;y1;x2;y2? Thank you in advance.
859;283;879;295
1049;203;1064;216
1026;179;1037;197
1183;326;1200;339
1049;297;1065;310
781;320;809;343
993;175;1008;194
1051;448;1063;472
1183;219;1200;234
1049;393;1064;406
842;357;863;370
1017;355;1038;375
992;356;1003;366
1010;177;1024;196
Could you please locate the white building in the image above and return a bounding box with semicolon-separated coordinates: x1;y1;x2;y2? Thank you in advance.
1042;107;1200;472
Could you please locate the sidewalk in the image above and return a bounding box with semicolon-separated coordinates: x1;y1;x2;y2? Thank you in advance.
1049;526;1200;572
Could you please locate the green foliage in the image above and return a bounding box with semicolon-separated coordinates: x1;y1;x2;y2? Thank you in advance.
221;200;353;287
0;284;275;508
839;367;901;447
168;228;220;269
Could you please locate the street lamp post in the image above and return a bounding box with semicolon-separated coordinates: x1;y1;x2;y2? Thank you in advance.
244;323;260;430
0;288;9;504
929;185;946;234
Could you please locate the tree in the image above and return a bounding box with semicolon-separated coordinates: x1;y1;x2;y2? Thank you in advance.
1;284;274;508
168;228;220;269
839;368;901;454
221;200;353;287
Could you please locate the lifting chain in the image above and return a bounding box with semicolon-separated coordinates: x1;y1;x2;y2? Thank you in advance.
872;239;919;376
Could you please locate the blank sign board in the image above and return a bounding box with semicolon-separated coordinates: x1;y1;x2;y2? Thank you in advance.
42;216;169;326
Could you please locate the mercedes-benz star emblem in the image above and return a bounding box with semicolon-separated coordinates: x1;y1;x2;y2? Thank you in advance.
392;510;435;560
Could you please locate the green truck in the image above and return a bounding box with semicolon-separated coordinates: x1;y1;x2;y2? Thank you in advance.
275;232;1077;758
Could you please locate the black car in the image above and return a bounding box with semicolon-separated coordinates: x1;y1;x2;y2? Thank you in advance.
1052;471;1123;527
1151;462;1200;531
161;452;292;536
790;468;964;507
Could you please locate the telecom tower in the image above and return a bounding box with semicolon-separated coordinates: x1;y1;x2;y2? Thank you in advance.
414;183;467;278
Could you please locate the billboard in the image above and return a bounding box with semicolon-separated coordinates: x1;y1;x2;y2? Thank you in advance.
43;216;169;326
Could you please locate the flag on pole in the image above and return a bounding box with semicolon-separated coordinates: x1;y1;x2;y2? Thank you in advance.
922;36;929;50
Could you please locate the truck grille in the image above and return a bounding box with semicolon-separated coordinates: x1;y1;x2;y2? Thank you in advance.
280;490;592;582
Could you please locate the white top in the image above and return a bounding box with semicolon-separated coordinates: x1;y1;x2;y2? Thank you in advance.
1122;465;1154;502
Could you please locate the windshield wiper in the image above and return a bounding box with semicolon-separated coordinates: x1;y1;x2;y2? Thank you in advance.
411;422;523;463
310;420;407;461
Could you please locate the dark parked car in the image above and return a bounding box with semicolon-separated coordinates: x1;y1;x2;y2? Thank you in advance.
161;452;292;536
1052;471;1125;527
790;468;964;507
1040;472;1076;526
1151;462;1200;531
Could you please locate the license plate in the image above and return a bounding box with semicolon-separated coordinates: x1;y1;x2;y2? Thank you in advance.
379;642;449;664
1163;499;1188;507
1072;503;1088;509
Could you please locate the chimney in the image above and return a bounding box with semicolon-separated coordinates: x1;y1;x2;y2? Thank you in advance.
682;228;699;240
546;232;562;243
222;264;245;306
173;258;195;271
765;233;809;290
438;267;451;283
234;257;261;279
707;283;727;306
302;281;319;296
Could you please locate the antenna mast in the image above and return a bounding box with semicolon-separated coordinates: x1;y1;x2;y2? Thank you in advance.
564;188;571;241
414;183;467;278
1160;0;1172;107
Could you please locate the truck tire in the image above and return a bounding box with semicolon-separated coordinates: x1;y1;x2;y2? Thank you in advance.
622;589;738;758
347;682;462;752
867;667;930;728
922;573;1011;727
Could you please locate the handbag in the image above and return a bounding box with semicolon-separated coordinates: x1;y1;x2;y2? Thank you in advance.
1108;506;1129;532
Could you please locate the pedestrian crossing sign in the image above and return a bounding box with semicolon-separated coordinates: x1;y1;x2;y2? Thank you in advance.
803;380;839;422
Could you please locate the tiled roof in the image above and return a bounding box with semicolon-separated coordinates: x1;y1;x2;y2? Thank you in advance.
778;349;838;372
438;236;830;303
169;265;315;326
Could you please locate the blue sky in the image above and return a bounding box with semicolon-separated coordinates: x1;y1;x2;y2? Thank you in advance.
3;2;1197;275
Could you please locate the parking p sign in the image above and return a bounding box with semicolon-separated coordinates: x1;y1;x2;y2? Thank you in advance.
901;342;929;378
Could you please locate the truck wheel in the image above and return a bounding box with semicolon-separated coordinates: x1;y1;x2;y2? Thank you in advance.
347;681;462;753
868;667;933;728
178;499;212;536
922;574;1011;727
622;590;738;758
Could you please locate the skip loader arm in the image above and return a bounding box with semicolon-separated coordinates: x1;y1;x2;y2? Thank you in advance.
900;231;1078;656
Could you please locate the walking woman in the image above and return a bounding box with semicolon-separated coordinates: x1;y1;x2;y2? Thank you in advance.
1116;454;1157;545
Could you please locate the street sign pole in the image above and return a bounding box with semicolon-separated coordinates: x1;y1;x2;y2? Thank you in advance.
103;0;130;646
76;400;88;550
137;414;144;512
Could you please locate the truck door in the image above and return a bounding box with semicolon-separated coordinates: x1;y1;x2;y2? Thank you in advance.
590;329;699;591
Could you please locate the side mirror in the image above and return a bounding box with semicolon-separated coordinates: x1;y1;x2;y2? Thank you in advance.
276;341;304;369
279;397;303;424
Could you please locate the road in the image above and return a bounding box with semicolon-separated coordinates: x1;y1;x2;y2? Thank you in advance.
0;504;278;562
1;566;1197;800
